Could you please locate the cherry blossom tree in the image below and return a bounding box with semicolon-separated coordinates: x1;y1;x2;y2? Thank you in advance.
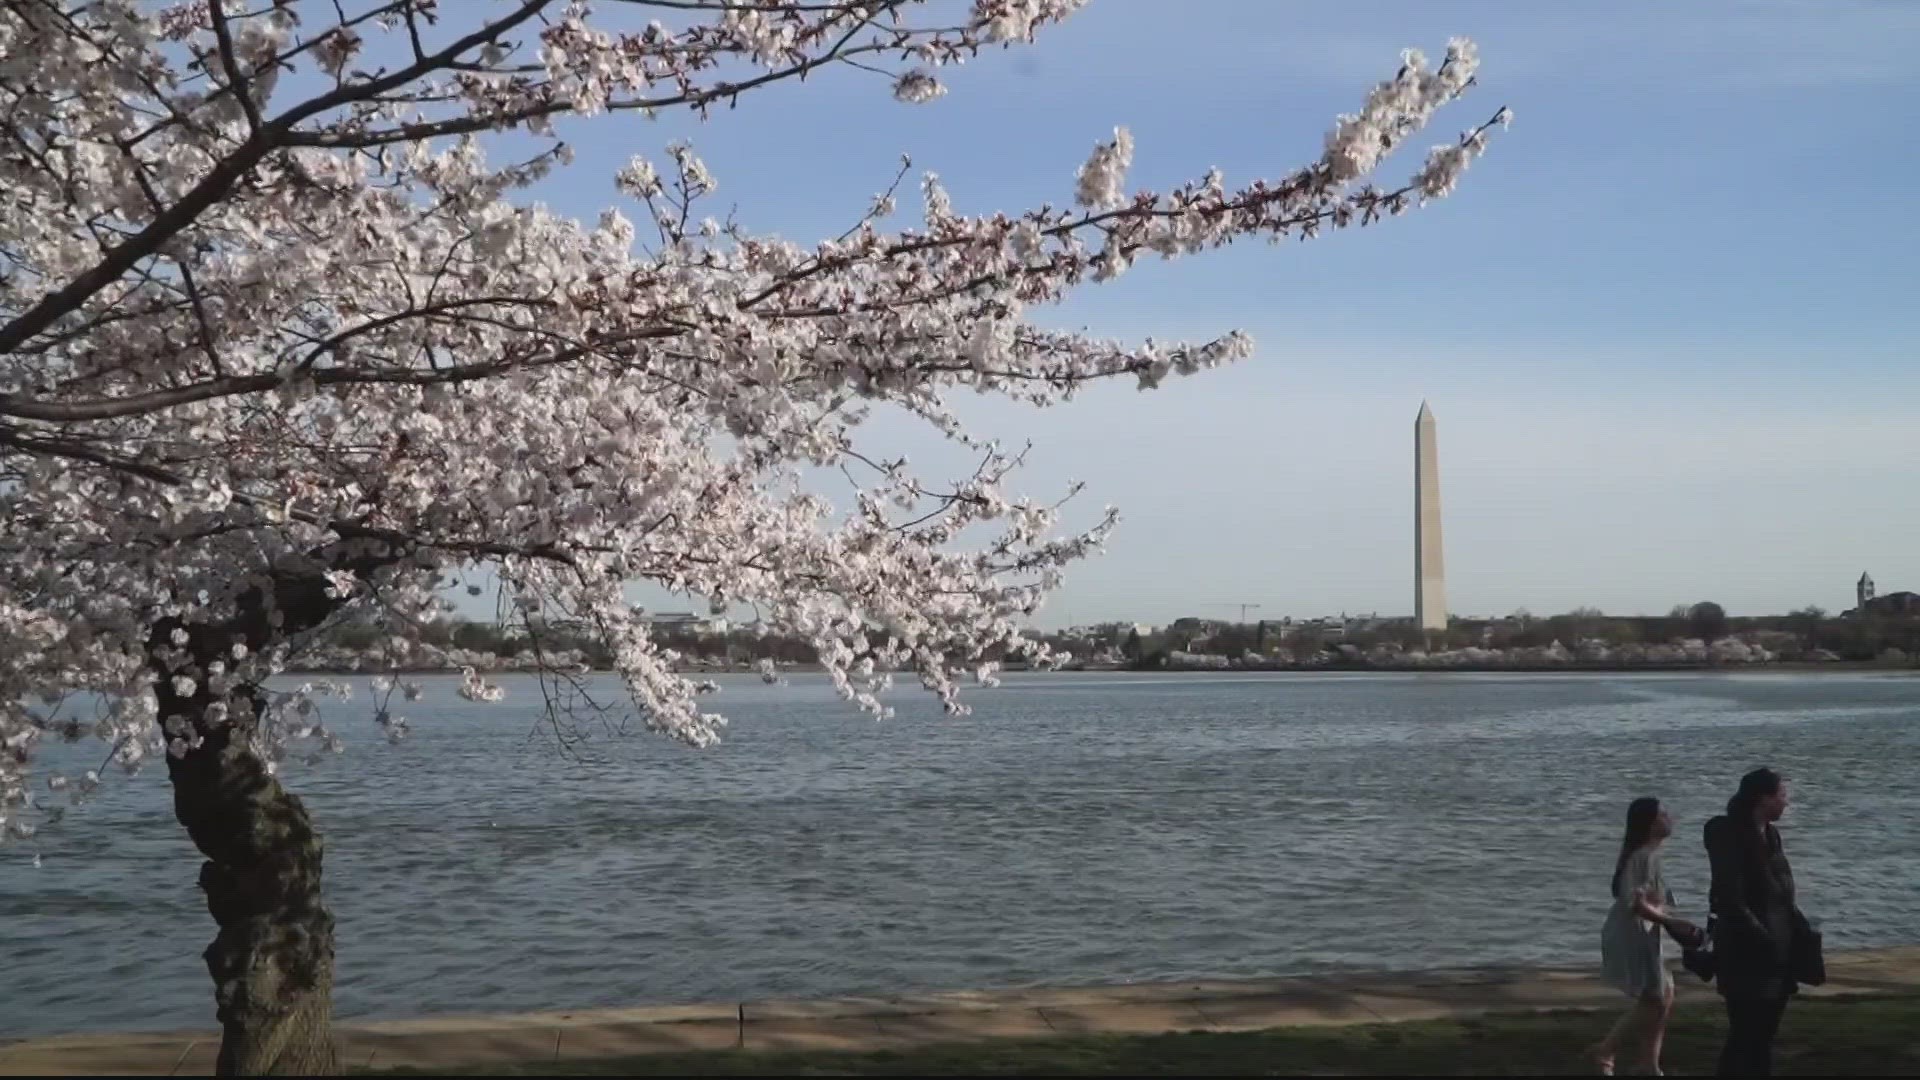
0;0;1505;1073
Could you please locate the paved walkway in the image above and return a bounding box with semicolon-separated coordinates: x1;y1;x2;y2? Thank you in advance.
5;946;1918;1075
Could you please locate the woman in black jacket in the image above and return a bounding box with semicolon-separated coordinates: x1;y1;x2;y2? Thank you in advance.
1703;767;1808;1077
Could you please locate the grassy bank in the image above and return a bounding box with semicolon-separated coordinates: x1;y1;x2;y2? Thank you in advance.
375;993;1920;1076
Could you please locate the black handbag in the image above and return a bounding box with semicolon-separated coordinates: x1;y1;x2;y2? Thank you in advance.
1678;915;1717;982
1661;887;1716;982
1791;910;1826;986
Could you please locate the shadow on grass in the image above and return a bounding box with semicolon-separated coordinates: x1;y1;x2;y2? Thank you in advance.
370;994;1920;1076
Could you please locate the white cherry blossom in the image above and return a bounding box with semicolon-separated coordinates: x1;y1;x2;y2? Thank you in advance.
1075;126;1134;209
892;70;947;104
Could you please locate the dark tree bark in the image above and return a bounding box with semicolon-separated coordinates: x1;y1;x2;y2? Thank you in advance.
162;696;338;1075
149;554;391;1075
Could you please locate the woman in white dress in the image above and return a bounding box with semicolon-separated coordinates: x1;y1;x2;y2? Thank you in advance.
1593;797;1694;1076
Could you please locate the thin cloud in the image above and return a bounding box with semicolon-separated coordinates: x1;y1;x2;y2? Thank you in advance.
1233;6;1919;89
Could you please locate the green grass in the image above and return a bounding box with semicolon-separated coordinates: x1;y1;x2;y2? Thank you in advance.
370;993;1920;1076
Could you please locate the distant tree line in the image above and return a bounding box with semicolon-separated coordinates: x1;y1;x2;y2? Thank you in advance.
306;601;1920;671
308;617;820;667
1454;602;1920;662
1110;602;1920;668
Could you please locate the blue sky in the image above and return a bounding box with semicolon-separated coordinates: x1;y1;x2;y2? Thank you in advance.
475;0;1920;625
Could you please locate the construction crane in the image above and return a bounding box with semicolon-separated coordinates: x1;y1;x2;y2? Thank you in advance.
1209;602;1263;625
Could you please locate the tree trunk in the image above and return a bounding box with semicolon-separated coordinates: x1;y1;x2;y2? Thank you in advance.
152;566;357;1075
168;720;339;1075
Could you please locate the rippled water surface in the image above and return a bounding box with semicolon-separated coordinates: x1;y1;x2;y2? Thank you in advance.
5;671;1918;1037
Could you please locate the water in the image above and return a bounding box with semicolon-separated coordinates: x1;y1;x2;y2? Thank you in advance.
4;671;1917;1038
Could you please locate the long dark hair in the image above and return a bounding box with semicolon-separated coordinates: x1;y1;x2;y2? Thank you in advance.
1726;768;1783;854
1612;797;1663;898
1727;767;1783;820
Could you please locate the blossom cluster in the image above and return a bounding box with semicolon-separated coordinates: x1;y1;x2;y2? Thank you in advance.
0;0;1501;841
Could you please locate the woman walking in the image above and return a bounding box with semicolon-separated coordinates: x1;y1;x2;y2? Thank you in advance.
1593;797;1692;1076
1705;767;1811;1077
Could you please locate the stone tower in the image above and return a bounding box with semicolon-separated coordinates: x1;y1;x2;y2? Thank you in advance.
1415;401;1447;633
1858;571;1876;610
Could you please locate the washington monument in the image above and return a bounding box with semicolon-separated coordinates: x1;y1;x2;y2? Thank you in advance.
1415;401;1447;634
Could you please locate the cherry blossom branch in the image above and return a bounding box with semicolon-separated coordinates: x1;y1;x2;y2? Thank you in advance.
205;0;264;134
1;5;1505;812
0;0;555;357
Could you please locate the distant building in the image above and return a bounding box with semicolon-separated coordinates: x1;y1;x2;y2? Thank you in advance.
1865;592;1920;617
1284;616;1347;640
1061;621;1157;641
645;612;730;634
1849;572;1919;618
